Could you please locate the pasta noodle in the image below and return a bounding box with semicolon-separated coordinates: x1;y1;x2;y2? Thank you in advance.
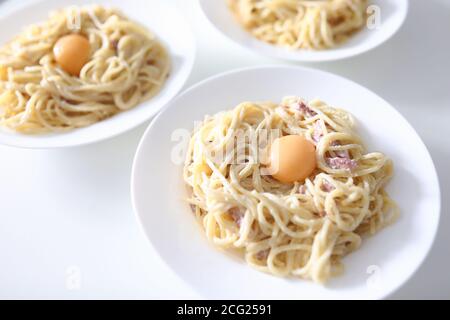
228;0;368;50
0;5;170;133
184;96;398;283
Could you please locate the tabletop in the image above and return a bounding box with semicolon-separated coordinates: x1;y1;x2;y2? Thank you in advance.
0;0;448;299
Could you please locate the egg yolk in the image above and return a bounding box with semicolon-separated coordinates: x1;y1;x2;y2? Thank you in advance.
53;34;91;76
269;135;316;183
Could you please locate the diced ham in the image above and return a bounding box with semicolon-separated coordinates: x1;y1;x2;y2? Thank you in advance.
229;207;244;227
299;185;306;194
326;157;358;171
334;149;349;158
318;211;327;218
331;140;350;158
312;121;323;143
296;101;317;117
110;39;119;50
256;249;270;260
326;140;357;171
321;180;335;192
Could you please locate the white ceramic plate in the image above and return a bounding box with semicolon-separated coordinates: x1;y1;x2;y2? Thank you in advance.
199;0;408;62
132;66;440;300
0;0;195;148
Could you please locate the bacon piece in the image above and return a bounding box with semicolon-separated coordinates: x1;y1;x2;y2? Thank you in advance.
321;180;335;192
326;140;357;171
229;207;244;227
256;249;270;261
296;101;317;117
331;140;350;158
326;157;358;171
334;150;349;158
312;121;323;143
110;39;119;50
299;185;306;194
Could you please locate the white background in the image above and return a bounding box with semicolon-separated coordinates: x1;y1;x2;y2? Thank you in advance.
0;0;448;299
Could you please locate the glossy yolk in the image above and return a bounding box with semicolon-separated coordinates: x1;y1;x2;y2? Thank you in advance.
53;34;91;76
269;135;317;183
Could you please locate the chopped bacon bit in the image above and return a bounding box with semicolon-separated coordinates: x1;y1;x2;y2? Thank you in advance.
326;140;357;171
329;16;345;26
321;180;335;192
326;157;358;171
229;207;244;227
296;101;317;117
256;249;270;260
110;39;119;50
190;204;196;213
312;121;323;143
299;185;306;194
335;150;350;158
318;211;327;218
331;140;350;158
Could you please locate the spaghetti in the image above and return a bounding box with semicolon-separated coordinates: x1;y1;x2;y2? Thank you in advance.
0;5;170;133
229;0;368;50
184;96;397;283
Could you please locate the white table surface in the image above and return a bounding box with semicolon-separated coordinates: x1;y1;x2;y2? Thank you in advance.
0;0;449;300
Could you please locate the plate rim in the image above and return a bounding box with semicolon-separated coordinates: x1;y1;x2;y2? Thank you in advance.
131;64;441;300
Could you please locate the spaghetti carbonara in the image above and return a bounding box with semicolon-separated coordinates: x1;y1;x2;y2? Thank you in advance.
184;97;397;283
0;5;170;133
229;0;368;50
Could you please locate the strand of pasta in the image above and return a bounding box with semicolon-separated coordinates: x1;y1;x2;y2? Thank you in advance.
184;96;398;283
229;0;368;50
0;5;170;133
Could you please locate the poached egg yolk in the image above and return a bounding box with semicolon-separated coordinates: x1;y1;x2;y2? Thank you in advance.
53;34;91;76
269;135;316;183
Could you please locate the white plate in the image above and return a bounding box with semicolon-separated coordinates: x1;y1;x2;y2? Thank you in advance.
132;66;441;300
199;0;408;62
0;0;195;148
